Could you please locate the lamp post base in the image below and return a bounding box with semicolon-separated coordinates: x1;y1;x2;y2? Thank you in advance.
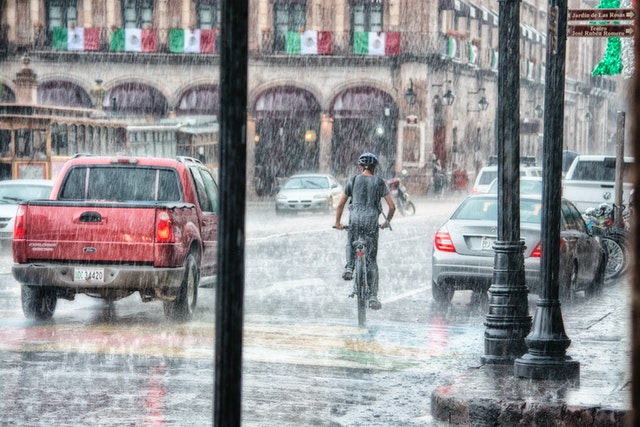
514;353;580;382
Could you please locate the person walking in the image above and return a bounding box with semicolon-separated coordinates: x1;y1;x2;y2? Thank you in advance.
334;152;395;310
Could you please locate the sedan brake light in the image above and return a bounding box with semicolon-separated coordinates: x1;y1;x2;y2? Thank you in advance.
530;240;564;258
530;242;542;258
434;231;456;252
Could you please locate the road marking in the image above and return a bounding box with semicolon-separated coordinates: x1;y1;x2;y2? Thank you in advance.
381;286;429;304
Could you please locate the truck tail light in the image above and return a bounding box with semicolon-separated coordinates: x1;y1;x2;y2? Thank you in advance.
434;230;456;252
14;206;26;239
155;211;173;243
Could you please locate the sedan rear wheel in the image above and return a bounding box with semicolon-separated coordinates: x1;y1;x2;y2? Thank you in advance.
432;280;454;304
560;263;577;303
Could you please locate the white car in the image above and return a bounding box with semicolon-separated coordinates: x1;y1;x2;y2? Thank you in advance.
275;173;344;215
471;164;542;194
0;179;54;245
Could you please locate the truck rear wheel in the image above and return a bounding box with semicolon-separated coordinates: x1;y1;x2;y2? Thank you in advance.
21;285;57;320
164;253;199;322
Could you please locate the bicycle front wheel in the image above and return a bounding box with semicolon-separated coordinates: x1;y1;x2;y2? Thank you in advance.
602;236;628;279
355;256;367;328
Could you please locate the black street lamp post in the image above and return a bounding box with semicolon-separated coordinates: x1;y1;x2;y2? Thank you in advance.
482;0;532;365
514;0;580;380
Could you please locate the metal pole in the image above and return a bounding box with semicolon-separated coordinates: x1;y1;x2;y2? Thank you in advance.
514;0;579;380
215;0;248;425
614;111;625;228
482;0;532;365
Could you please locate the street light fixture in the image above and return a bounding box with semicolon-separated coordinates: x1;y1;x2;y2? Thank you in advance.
432;80;455;107
535;104;543;118
443;89;455;106
478;96;489;111
404;79;417;106
468;88;489;112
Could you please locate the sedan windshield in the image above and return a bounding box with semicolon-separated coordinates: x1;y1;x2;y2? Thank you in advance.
453;198;542;224
0;185;52;203
283;177;329;190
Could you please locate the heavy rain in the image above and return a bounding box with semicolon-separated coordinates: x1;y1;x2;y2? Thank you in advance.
0;0;635;425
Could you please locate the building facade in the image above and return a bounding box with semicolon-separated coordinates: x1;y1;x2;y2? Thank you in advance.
0;0;626;195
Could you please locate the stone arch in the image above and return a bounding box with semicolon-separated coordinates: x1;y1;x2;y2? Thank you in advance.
329;86;398;179
0;83;16;103
251;85;322;195
37;80;92;108
104;82;169;117
175;84;219;116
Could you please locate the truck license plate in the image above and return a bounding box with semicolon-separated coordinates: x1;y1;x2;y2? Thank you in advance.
74;267;104;283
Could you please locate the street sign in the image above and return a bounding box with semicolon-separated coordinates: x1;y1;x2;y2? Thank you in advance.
568;8;635;21
567;24;634;37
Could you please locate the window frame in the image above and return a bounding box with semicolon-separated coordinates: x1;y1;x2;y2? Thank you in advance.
273;2;307;53
122;0;154;29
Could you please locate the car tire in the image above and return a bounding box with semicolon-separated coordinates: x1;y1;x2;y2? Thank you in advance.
164;252;199;322
586;253;605;298
560;262;577;303
21;285;57;320
432;280;454;304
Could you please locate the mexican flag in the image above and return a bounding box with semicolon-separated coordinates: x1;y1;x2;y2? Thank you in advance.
52;27;100;51
110;28;157;52
169;29;216;53
285;30;332;55
353;32;400;56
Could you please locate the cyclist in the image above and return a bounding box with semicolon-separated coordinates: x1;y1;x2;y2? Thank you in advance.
334;152;395;310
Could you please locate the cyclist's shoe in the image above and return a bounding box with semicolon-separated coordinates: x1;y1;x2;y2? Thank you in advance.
342;268;353;281
369;298;382;310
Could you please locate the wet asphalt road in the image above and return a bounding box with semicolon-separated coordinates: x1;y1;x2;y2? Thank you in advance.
0;195;630;426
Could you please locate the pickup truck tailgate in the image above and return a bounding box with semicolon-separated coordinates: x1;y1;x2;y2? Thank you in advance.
21;202;159;262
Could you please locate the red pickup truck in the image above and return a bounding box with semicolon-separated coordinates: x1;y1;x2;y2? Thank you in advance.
12;155;218;321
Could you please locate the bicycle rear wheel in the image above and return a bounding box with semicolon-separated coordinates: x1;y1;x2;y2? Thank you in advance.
355;256;367;328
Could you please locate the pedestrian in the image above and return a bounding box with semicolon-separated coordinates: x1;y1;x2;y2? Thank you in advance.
432;153;444;197
333;152;395;310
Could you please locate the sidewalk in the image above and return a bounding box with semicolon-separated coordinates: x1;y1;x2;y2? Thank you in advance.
431;279;631;426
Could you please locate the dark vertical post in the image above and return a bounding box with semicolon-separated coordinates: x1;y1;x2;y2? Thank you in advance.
215;0;248;425
514;0;579;380
614;111;625;228
482;0;532;365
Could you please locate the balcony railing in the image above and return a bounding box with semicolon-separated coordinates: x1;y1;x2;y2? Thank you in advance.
2;26;552;82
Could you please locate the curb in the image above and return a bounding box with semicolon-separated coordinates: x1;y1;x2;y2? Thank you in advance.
431;365;630;426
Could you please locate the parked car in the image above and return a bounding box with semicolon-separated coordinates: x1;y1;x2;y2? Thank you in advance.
0;179;54;246
562;154;634;213
471;164;542;194
275;173;344;215
487;176;543;195
431;194;606;303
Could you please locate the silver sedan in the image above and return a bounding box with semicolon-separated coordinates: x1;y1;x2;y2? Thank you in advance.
275;173;344;215
431;194;606;303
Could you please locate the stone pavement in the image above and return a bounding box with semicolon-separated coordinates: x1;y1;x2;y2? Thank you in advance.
431;277;632;426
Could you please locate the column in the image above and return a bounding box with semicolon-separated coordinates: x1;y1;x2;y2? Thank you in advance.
246;115;257;198
182;0;191;27
318;113;333;173
83;0;93;27
13;57;37;105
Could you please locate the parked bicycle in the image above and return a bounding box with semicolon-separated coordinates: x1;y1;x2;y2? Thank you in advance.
334;224;389;328
583;203;631;280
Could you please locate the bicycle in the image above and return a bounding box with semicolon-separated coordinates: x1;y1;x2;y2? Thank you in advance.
335;223;390;328
583;203;631;280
